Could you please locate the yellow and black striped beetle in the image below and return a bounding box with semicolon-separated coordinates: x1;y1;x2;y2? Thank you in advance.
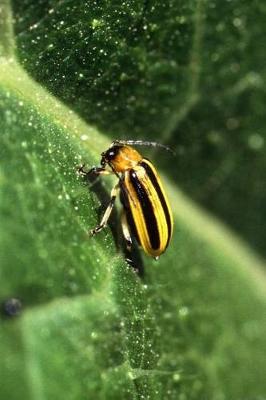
80;140;173;259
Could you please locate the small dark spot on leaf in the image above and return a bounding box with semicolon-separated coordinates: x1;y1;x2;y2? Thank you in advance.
1;297;22;318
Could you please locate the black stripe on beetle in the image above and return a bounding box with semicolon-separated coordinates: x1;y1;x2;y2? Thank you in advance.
129;170;160;250
140;159;172;246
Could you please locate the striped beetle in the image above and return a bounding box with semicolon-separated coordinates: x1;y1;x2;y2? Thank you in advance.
80;140;173;259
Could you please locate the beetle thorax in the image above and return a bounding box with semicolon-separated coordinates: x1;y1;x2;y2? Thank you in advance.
105;145;142;172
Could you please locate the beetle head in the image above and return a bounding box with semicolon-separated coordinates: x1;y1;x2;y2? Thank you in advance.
100;145;122;166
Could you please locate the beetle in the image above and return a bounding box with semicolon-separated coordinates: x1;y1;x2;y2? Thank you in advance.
79;140;174;259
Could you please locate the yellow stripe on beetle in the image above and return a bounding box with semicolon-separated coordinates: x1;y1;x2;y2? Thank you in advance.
123;159;173;257
80;140;174;260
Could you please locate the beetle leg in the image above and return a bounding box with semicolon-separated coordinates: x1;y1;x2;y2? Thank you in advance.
89;166;114;176
78;164;114;177
77;164;89;176
121;210;132;252
90;183;120;235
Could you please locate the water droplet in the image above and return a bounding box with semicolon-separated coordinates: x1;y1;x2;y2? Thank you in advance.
173;373;181;382
226;118;239;130
91;18;103;29
127;371;134;380
179;306;189;317
233;17;243;28
248;133;264;150
80;134;88;141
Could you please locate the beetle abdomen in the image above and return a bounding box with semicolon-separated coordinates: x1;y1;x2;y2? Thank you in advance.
122;159;173;257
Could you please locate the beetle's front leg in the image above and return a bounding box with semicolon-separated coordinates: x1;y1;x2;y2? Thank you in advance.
90;183;120;235
77;164;113;177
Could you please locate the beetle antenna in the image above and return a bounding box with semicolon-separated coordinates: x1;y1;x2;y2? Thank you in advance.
111;140;176;156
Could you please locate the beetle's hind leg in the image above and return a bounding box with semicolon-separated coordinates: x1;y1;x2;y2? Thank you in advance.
121;210;136;268
121;210;132;252
90;183;120;236
121;210;144;275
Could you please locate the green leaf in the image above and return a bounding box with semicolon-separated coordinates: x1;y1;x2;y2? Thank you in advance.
11;0;266;257
1;1;266;399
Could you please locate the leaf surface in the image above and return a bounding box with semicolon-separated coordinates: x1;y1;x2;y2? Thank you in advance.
1;2;266;399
